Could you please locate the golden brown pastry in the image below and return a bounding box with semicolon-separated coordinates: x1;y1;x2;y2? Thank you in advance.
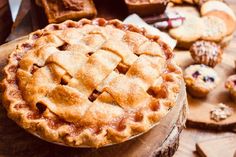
201;16;227;42
190;40;223;67
204;10;236;36
125;0;169;16
166;5;200;18
225;74;236;102
169;16;204;49
184;64;219;98
2;18;183;147
40;0;97;23
200;1;236;21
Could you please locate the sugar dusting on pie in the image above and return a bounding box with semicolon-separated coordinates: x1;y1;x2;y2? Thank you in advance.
2;18;183;147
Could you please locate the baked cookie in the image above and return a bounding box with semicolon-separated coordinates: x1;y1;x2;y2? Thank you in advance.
201;16;227;42
204;10;236;36
200;1;236;20
167;5;200;18
190;40;223;67
169;16;204;49
225;75;236;102
184;64;219;98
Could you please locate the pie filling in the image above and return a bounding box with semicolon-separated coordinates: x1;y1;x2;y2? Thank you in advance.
2;18;182;147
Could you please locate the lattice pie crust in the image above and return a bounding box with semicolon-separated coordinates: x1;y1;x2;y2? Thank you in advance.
2;18;183;147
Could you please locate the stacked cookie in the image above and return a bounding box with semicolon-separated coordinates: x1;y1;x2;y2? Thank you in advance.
168;0;236;49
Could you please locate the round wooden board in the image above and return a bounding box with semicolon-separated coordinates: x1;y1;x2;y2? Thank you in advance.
0;37;187;157
174;44;236;131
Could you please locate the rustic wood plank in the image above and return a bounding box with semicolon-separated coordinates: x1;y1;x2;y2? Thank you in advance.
174;128;236;157
174;44;236;131
173;1;236;156
196;136;236;157
170;0;236;131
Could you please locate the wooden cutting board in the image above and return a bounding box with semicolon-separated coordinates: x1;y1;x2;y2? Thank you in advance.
168;0;236;131
174;45;236;131
0;37;188;157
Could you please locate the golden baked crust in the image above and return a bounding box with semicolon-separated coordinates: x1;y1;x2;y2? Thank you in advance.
190;40;222;67
225;74;236;102
41;0;97;23
184;64;219;98
169;16;204;49
2;18;182;147
204;10;236;36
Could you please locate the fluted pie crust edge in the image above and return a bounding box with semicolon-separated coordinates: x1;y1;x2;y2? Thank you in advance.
2;18;183;147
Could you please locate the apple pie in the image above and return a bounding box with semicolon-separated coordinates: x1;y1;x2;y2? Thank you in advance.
2;18;183;147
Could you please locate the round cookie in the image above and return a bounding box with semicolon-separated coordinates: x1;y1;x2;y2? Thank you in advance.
225;75;236;102
169;16;204;49
167;5;200;18
204;10;236;36
190;40;223;67
200;1;236;20
184;64;219;98
201;16;227;42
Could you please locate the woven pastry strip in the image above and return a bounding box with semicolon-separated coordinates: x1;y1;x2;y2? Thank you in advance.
2;18;182;147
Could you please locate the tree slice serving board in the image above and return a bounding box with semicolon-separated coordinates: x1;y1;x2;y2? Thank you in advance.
174;46;236;131
0;37;187;156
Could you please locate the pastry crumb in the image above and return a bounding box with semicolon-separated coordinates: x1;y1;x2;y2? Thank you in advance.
210;103;233;122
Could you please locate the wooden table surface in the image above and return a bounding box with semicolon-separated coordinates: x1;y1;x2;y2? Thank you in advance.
175;1;236;156
1;0;236;157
